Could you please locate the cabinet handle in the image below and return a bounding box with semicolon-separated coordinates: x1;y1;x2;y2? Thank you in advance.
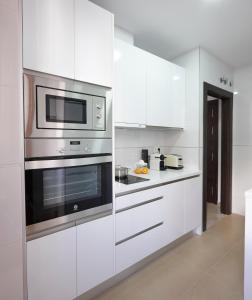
115;222;164;246
116;196;164;213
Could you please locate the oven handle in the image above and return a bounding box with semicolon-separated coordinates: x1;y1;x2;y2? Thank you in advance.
25;155;113;170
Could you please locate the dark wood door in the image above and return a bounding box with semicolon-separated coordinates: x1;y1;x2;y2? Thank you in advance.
207;100;219;204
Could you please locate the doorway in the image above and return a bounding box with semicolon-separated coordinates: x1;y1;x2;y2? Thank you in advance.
203;82;233;231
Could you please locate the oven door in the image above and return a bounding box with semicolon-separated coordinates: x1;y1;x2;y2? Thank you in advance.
37;86;94;130
25;156;112;234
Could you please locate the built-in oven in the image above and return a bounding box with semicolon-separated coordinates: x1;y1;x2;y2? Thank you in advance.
25;139;113;240
23;70;112;139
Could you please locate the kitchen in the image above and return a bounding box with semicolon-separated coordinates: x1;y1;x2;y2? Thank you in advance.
0;0;251;299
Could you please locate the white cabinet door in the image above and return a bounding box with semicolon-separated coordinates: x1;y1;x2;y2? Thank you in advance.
184;176;202;233
27;228;76;300
114;39;147;126
23;0;75;79
146;54;171;127
146;55;186;128
116;222;164;274
170;64;186;128
116;198;164;243
162;182;185;245
76;215;114;296
75;0;113;87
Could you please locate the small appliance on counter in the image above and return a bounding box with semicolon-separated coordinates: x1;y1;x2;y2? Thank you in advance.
141;149;149;168
115;165;129;180
165;154;184;170
150;148;166;171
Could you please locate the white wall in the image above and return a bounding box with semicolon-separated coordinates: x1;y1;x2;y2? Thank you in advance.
115;128;199;169
199;48;234;150
0;0;24;299
233;65;252;215
114;26;134;45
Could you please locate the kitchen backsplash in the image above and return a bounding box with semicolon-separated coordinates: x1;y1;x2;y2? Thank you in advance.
115;128;200;169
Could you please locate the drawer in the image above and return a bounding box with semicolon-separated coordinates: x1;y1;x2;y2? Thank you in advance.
116;221;164;273
116;186;164;211
115;198;164;243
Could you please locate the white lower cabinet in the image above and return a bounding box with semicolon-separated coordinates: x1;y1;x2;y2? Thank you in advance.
116;222;164;273
27;227;77;300
76;215;115;296
27;215;115;300
162;181;185;245
184;176;202;233
116;199;164;243
115;176;202;274
115;188;165;273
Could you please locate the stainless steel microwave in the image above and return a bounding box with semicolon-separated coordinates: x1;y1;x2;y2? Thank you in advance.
23;70;112;139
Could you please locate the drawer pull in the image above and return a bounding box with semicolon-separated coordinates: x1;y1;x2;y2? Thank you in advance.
115;222;164;246
116;196;164;213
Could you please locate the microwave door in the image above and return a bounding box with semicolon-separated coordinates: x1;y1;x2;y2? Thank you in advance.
36;86;93;130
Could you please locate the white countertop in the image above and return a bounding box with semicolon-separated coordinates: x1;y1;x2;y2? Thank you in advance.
114;168;201;197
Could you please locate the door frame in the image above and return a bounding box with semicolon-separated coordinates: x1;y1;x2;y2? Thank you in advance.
203;82;233;231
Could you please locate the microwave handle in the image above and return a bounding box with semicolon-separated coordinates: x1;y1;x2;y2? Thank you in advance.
25;155;112;170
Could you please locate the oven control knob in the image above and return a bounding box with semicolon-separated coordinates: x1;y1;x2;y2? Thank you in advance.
96;104;102;109
73;204;78;211
96;114;102;119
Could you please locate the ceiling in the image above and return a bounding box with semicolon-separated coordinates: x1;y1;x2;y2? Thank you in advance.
91;0;252;68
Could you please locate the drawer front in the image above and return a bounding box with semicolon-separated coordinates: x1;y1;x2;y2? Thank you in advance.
116;198;164;243
116;222;164;273
116;186;164;211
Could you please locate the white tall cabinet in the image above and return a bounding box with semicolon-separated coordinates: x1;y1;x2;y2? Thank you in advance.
114;39;147;126
23;0;113;87
23;0;75;79
75;0;113;87
0;1;24;299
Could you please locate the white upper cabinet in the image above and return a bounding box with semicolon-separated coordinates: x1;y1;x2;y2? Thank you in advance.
23;0;114;87
23;0;75;79
170;64;186;128
146;54;186;128
114;40;186;128
146;54;172;127
75;0;114;87
114;39;147;126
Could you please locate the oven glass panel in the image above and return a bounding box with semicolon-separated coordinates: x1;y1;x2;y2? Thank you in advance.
46;95;87;124
43;166;101;208
25;162;112;226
